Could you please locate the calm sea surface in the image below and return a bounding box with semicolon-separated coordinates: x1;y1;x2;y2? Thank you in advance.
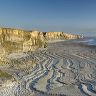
73;37;96;46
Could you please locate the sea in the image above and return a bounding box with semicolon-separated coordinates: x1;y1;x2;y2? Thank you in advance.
69;31;96;46
75;37;96;46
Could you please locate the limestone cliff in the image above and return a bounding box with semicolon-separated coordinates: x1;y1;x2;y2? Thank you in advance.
0;28;82;42
0;28;82;58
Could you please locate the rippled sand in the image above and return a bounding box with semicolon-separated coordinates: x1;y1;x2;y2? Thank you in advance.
0;39;96;96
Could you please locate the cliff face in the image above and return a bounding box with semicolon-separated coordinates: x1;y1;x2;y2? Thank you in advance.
0;28;82;54
0;28;81;41
45;32;81;40
0;28;81;42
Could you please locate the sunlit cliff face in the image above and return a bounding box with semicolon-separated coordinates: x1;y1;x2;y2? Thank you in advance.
0;28;81;57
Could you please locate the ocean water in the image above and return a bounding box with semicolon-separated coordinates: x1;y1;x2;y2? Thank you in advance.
86;38;96;45
73;37;96;46
82;37;96;45
66;31;96;45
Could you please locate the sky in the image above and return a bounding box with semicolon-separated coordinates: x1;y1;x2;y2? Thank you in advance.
0;0;96;35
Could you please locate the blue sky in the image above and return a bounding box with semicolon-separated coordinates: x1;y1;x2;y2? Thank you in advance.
0;0;96;35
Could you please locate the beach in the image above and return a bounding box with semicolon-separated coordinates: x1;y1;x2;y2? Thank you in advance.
0;38;96;96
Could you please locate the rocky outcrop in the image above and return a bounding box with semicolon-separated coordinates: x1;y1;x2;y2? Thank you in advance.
45;32;81;40
0;28;82;42
0;28;82;54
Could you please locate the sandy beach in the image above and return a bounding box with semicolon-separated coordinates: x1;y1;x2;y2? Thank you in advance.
0;39;96;96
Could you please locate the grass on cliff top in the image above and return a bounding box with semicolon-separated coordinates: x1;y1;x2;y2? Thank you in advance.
0;70;12;78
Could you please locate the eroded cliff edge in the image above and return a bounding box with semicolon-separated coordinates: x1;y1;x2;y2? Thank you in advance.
0;28;82;42
0;27;82;57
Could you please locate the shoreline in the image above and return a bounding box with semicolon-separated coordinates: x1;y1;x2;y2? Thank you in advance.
0;38;96;96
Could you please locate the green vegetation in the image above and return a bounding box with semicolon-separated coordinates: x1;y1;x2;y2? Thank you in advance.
0;70;12;78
